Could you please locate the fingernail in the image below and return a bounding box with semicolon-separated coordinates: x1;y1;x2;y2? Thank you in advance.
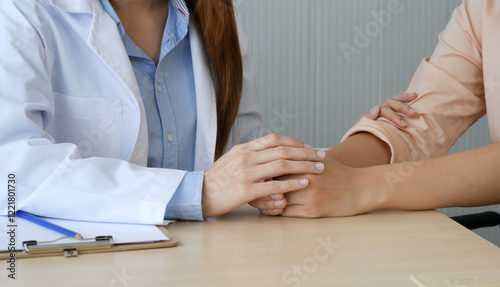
299;179;309;186
400;119;407;126
274;200;285;207
271;194;281;200
272;209;283;214
304;143;313;149
315;163;324;171
408;108;415;113
316;150;326;159
369;106;379;117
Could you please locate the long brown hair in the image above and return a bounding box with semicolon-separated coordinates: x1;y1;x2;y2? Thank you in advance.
186;0;243;160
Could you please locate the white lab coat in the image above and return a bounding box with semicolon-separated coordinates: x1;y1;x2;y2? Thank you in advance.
0;0;261;224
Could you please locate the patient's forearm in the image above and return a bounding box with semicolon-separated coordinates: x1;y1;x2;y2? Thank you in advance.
367;142;500;210
327;133;500;211
327;132;392;168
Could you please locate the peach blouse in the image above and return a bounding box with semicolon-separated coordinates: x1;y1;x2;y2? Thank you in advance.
343;0;500;163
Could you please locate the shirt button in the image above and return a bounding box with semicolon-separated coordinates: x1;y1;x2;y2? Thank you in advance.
157;84;163;93
167;134;174;142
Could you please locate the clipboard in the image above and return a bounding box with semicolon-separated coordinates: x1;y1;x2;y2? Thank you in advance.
0;225;178;259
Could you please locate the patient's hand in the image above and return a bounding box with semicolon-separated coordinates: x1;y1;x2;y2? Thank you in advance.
251;151;379;218
248;149;327;216
357;91;419;128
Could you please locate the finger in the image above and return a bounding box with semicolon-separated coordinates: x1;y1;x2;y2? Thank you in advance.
394;92;418;103
381;97;418;126
283;189;302;205
273;174;299;182
367;105;380;119
248;197;287;209
379;105;408;128
383;98;413;113
251;160;324;181
356;105;380;123
258;208;284;216
252;146;326;165
399;106;418;118
281;204;317;218
257;194;284;201
250;178;309;200
392;93;418;118
281;189;319;218
247;133;310;152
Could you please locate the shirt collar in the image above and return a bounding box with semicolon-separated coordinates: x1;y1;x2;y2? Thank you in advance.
99;0;124;36
99;0;190;37
170;0;190;24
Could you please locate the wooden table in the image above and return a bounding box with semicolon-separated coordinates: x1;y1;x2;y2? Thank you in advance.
3;206;500;287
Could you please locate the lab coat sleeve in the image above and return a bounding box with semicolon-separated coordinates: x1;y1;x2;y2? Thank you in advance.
226;2;263;151
0;0;185;224
342;0;486;163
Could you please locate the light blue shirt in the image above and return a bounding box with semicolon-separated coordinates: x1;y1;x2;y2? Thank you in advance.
100;0;203;220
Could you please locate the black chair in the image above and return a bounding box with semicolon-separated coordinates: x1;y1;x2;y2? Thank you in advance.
451;211;500;230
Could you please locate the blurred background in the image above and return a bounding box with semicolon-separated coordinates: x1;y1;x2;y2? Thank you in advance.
237;0;500;246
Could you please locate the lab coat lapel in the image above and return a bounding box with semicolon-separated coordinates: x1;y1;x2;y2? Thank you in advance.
50;0;93;13
51;0;149;165
189;20;217;171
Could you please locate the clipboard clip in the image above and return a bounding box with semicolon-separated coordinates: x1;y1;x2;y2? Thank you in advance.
23;236;113;257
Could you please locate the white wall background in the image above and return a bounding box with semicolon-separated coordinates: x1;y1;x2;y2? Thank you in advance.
238;0;500;246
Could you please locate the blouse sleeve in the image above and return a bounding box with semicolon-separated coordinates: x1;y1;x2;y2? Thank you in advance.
342;0;486;163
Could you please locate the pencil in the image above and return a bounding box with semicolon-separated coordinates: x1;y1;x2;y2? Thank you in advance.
16;210;83;239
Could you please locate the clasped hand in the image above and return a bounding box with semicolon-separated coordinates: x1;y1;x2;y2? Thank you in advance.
202;133;326;218
249;151;378;218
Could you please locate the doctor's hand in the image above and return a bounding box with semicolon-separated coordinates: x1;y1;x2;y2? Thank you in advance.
357;91;419;128
201;134;326;218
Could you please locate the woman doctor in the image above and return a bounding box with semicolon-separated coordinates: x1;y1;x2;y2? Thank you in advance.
0;0;326;223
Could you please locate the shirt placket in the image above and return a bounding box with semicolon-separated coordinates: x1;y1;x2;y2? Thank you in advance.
154;69;179;169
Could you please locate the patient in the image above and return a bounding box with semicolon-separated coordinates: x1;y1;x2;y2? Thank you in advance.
250;0;500;217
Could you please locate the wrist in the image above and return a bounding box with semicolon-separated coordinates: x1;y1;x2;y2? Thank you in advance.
325;149;388;213
201;170;216;218
354;165;389;213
